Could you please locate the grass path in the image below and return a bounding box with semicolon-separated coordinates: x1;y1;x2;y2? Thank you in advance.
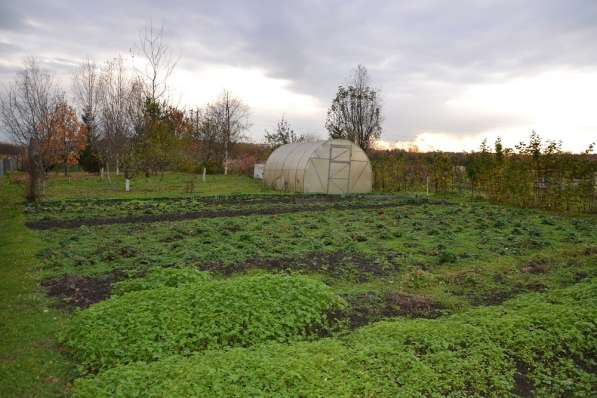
0;178;72;397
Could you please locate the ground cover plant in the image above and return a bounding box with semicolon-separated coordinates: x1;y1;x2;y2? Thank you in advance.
61;273;344;371
111;267;213;295
36;198;596;285
70;279;597;398
3;173;596;397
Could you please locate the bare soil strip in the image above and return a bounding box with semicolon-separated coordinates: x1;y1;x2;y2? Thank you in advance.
200;251;388;277
26;203;404;230
41;271;125;310
38;193;399;206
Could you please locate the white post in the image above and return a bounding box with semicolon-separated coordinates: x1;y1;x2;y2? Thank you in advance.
116;159;120;176
202;167;206;182
426;176;430;197
100;167;104;179
125;178;130;192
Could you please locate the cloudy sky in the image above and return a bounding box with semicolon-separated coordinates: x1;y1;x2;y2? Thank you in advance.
1;0;596;152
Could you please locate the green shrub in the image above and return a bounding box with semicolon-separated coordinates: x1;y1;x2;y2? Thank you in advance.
72;280;596;397
111;267;212;295
62;274;344;370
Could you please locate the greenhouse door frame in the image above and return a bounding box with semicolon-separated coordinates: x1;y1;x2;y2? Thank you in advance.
326;143;352;194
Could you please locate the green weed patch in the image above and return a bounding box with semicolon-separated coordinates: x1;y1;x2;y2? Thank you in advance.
61;274;344;371
71;280;597;397
111;267;212;295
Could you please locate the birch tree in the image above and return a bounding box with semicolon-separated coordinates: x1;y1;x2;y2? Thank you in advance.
210;90;249;175
137;22;177;102
97;56;139;183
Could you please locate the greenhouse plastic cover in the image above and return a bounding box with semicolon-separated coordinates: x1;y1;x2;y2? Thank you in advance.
263;139;372;194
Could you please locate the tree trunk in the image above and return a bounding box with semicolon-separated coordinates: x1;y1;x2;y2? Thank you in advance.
27;140;44;202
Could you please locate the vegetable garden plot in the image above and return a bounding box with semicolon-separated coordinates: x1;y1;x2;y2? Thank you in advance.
26;202;397;230
25;195;439;229
37;201;596;280
30;192;597;397
24;193;405;222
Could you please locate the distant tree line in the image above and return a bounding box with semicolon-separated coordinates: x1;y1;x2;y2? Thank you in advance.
372;132;596;213
0;23;253;200
0;18;385;201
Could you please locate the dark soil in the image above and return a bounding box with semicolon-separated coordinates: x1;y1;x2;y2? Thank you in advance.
521;258;550;274
200;251;393;280
468;287;524;306
26;203;396;230
512;362;533;397
41;271;125;310
38;193;401;207
335;291;445;328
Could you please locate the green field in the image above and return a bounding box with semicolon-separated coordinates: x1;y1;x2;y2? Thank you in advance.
39;171;273;200
1;172;596;397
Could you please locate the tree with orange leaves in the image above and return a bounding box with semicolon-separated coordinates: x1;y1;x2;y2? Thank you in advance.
45;100;86;176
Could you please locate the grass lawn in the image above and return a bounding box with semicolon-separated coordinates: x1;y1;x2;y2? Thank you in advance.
0;178;73;398
40;171;273;200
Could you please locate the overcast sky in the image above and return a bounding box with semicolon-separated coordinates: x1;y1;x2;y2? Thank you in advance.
1;0;596;152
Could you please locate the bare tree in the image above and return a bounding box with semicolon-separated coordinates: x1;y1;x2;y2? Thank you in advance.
210;90;250;174
0;58;61;200
73;56;100;145
97;56;139;183
137;21;177;102
325;64;382;151
188;106;222;169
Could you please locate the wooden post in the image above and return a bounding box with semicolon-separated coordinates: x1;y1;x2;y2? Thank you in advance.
426;176;429;197
202;167;206;182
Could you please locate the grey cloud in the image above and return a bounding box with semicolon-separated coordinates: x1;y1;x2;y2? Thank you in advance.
0;3;26;31
1;0;596;144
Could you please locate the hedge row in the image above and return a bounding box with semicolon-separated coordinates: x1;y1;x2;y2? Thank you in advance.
72;279;596;397
61;273;344;370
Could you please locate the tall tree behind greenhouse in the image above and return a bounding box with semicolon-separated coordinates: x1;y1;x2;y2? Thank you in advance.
325;65;383;151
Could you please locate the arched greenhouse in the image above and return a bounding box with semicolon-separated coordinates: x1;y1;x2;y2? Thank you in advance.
263;139;372;194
